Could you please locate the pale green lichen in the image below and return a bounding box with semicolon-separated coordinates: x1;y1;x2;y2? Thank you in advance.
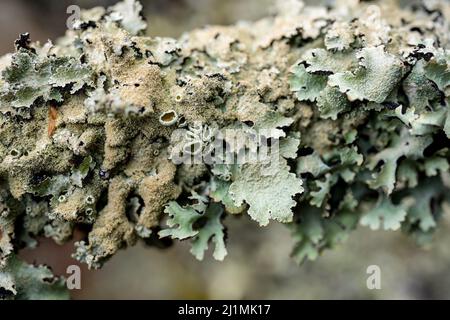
1;0;450;299
0;255;68;300
0;47;93;114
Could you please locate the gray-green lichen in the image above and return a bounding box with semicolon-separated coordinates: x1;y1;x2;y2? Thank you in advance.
0;255;69;300
1;0;450;299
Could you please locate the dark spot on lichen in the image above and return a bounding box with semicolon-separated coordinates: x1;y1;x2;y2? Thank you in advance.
14;33;35;52
99;169;110;180
79;21;97;30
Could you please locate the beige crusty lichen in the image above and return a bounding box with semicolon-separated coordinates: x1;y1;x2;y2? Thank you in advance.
1;0;450;299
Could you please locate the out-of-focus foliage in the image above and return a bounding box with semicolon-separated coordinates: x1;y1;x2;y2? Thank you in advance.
0;255;68;300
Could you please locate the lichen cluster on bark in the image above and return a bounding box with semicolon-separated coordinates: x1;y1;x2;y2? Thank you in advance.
1;0;450;299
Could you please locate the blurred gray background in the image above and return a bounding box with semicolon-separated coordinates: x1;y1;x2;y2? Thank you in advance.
0;0;275;55
2;0;450;299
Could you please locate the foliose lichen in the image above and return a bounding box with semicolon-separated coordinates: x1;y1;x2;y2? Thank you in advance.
1;0;450;299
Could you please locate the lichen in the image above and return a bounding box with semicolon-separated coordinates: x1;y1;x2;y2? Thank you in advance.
1;0;450;299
